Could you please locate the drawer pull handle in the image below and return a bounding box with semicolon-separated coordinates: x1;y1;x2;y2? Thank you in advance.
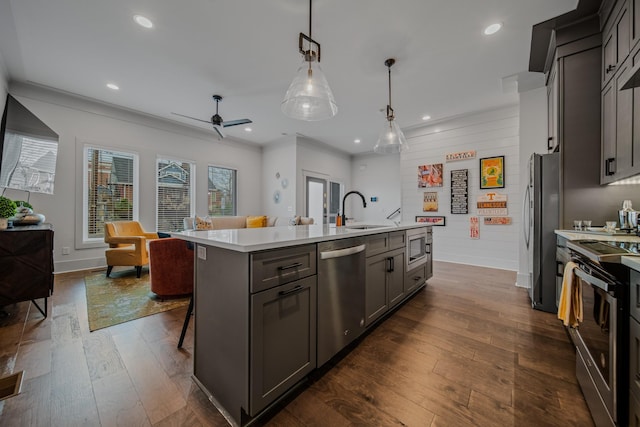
278;285;303;296
414;276;421;281
278;262;302;271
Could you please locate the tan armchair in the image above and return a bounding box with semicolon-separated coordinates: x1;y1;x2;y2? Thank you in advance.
104;221;158;278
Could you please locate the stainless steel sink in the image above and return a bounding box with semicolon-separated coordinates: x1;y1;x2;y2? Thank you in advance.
345;224;390;230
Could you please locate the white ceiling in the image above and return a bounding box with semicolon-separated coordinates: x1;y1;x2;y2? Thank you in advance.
0;0;577;155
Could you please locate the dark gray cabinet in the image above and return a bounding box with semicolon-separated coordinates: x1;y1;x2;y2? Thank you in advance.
538;13;632;228
629;270;640;422
250;275;316;416
365;247;404;326
602;0;630;87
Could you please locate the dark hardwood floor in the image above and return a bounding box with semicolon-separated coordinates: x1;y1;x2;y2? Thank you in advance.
0;262;593;426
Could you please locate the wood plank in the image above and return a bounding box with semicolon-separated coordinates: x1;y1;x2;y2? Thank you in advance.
112;330;186;424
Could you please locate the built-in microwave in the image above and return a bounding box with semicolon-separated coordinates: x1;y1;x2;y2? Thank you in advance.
406;227;429;271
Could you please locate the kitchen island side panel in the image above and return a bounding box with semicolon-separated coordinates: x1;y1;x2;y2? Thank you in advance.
194;244;250;424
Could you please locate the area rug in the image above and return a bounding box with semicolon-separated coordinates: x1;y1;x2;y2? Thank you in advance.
84;270;190;332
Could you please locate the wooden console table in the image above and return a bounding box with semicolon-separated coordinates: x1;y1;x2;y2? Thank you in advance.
0;223;54;317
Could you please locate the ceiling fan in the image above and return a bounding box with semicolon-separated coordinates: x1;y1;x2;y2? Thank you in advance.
172;95;252;139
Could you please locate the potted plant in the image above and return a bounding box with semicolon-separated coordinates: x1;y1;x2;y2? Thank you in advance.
0;196;17;230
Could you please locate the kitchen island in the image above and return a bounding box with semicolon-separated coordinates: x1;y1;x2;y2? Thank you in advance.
173;223;431;426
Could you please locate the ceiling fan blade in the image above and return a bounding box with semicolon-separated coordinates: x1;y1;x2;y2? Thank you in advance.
213;125;226;139
171;112;210;124
222;119;252;128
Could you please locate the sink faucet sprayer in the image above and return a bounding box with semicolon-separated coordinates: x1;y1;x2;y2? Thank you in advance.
342;191;367;225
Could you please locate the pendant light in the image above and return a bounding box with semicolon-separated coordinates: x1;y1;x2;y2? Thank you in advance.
281;0;337;121
374;58;408;154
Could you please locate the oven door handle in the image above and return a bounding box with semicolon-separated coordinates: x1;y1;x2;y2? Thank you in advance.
574;267;612;292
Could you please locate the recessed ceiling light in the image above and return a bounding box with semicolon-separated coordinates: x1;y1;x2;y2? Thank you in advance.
422;115;431;121
244;127;252;132
133;15;153;29
354;139;361;144
484;23;502;35
106;83;119;90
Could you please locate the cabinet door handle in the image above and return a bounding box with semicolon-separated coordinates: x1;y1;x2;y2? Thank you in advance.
278;284;303;296
605;158;616;176
547;137;554;151
386;257;394;273
278;262;302;271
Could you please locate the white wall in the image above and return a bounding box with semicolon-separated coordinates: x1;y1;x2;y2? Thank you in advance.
0;49;7;108
296;137;352;218
517;85;548;287
351;153;401;222
262;136;297;218
402;106;520;271
8;83;262;273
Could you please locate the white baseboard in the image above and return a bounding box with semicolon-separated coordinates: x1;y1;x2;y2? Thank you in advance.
516;272;530;288
54;257;106;274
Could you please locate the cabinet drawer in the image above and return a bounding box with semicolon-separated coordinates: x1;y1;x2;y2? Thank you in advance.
405;264;427;294
365;233;389;257
631;383;640;426
251;244;316;292
389;230;406;250
632;271;640;322
631;316;640;399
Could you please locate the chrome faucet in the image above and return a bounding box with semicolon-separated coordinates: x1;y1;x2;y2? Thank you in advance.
342;191;367;225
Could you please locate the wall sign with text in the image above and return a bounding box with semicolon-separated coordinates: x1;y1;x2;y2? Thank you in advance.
477;192;507;215
450;169;468;214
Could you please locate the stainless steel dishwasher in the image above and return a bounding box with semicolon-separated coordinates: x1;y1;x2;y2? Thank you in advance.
317;237;366;367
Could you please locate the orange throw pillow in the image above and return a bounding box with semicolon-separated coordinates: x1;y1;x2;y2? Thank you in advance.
246;215;267;228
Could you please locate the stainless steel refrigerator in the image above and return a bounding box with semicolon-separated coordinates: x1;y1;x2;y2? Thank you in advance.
524;152;559;313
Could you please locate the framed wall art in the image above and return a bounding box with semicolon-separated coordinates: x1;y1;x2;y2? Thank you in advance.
416;215;446;226
423;192;438;212
418;163;444;188
479;155;504;189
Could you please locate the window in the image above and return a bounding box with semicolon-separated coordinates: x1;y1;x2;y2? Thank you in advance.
208;165;236;216
83;146;138;242
156;157;195;231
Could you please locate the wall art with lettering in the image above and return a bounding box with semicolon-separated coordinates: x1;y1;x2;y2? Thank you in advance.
450;169;468;214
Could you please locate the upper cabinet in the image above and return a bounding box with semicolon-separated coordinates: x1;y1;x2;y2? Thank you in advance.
601;0;640;183
602;0;631;87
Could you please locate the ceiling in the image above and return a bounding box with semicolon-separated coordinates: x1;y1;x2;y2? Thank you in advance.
0;0;578;155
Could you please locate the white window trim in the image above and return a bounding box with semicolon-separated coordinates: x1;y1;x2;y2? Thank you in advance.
78;143;139;248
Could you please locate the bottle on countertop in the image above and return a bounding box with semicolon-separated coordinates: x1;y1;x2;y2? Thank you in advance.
336;212;342;227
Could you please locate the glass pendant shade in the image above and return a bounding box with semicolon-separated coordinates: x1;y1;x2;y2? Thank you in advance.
374;118;408;154
281;59;338;121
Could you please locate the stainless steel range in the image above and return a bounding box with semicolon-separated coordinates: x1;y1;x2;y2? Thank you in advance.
566;239;634;427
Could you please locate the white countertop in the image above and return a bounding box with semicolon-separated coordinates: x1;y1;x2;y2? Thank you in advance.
555;229;640;243
622;256;640;271
172;222;428;252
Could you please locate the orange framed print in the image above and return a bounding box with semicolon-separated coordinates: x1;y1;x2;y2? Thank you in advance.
479;156;504;189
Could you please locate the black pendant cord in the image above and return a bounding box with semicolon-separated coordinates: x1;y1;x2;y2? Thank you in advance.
309;0;312;40
388;65;392;111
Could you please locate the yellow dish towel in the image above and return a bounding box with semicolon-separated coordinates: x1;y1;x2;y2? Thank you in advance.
557;261;583;327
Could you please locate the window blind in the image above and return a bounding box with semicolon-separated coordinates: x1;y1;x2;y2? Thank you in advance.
157;158;194;232
85;147;136;239
208;166;237;216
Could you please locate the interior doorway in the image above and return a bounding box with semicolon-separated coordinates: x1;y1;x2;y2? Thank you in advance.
305;175;343;225
306;177;326;225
